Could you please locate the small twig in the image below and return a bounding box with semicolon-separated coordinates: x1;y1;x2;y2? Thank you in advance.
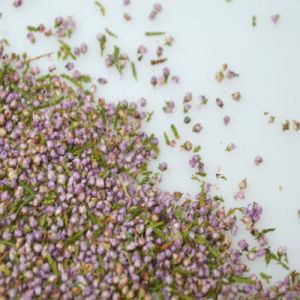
25;52;53;64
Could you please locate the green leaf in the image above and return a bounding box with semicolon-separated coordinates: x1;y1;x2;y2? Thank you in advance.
229;275;256;285
27;25;39;32
58;40;76;61
47;254;60;277
256;228;276;240
35;95;65;110
62;163;72;177
113;46;121;74
114;103;121;129
98;106;107;124
0;264;11;276
99;35;107;57
94;0;105;16
65;227;89;246
193;145;201;153
265;249;274;266
131;62;138;81
174;206;183;221
150;280;165;292
92;227;104;239
146;111;154;122
170;124;180;139
0;185;14;193
43;197;56;206
63;212;69;227
145;32;165;36
19;181;35;198
67;121;80;132
213;195;224;203
0;240;14;247
163;132;171;146
173;267;193;277
259;272;272;284
252;15;257;27
182;221;197;241
105;28;118;38
98;256;105;275
11;183;36;215
290;270;299;285
120;177;130;198
150;221;165;229
88;211;105;227
127;140;136;153
195;235;221;260
152;228;167;240
71;143;93;156
179;296;195;300
199;181;206;207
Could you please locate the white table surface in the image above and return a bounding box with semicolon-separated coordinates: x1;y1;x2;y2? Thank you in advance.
1;0;300;282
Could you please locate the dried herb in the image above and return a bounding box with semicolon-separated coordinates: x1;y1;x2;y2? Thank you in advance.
150;58;167;65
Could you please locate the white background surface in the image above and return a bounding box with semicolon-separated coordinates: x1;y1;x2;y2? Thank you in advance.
1;0;300;282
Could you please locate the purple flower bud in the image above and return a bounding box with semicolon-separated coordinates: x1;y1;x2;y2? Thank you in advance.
153;3;162;13
137;45;147;54
223;115;231;126
97;77;108;85
80;43;88;54
3;231;11;240
171;75;180;84
227;70;239;79
238;239;249;251
65;62;74;71
96;33;103;41
150;76;158;87
254;155;263;166
33;243;43;253
13;0;22;7
138;97;147;107
216;98;224;108
26;32;36;43
257;248;266;257
163;101;175;113
74;47;81;56
158;162;168;171
192;123;203;133
163;67;170;79
278;246;287;255
271;14;280;24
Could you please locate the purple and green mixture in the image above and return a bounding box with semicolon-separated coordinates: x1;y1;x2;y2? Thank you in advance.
0;2;299;300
